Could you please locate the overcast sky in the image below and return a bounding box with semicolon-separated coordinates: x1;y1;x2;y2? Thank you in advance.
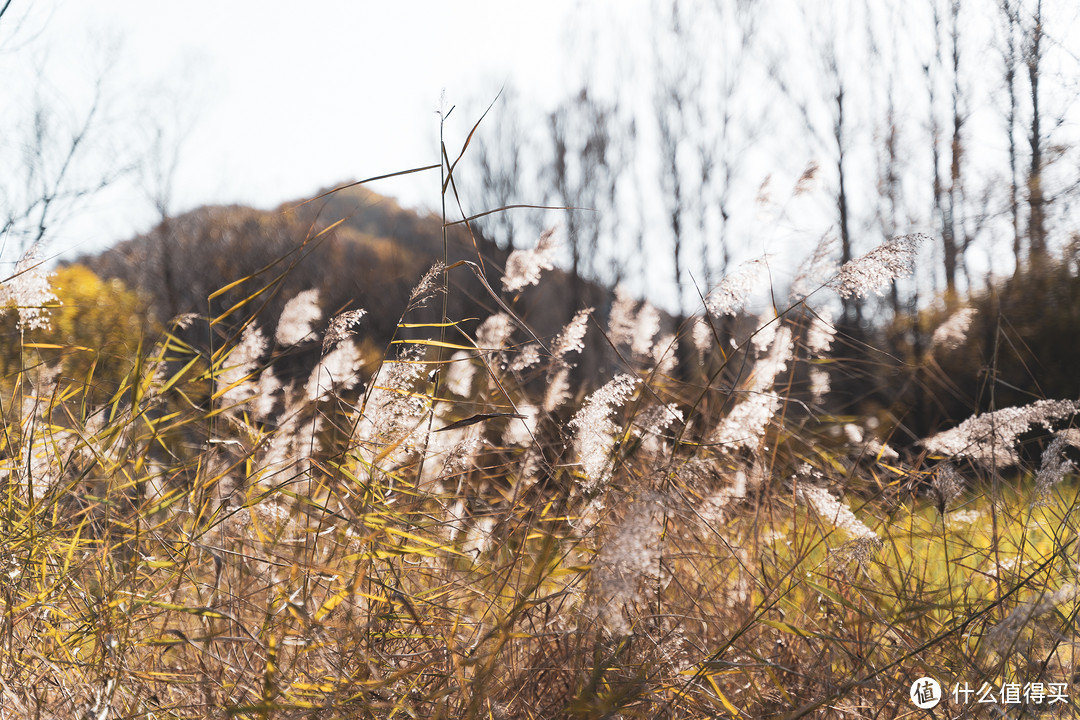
3;1;610;257
5;0;1079;315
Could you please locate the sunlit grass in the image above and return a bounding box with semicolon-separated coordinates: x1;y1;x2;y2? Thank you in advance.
1;171;1077;717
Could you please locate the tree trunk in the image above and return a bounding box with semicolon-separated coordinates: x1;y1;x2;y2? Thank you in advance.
1026;0;1047;264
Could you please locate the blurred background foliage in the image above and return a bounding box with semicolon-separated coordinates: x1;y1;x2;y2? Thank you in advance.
0;264;155;400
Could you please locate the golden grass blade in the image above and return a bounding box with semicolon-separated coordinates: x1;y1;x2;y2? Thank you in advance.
443;203;584;227
390;338;476;351
288;165;440;211
441;89;501;195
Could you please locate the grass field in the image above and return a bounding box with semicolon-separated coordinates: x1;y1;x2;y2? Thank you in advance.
1;196;1078;719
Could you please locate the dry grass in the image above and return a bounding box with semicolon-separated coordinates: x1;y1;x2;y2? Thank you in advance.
0;166;1077;720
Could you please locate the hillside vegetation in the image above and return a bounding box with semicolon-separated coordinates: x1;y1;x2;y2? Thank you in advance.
75;186;617;361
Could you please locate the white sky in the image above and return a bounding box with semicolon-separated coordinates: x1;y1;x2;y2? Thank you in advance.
5;0;600;256
4;0;1078;314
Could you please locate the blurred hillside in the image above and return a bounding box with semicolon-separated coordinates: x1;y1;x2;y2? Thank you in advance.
73;184;636;382
61;178;1080;456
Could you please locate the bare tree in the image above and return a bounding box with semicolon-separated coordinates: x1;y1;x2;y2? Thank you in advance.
923;0;969;298
0;62;131;264
709;0;760;289
877;81;905;315
782;34;863;328
866;0;918;315
945;0;968;296
769;4;867;329
1023;0;1048;263
652;0;760;318
654;37;690;318
546;88;621;310
1000;0;1078;269
467;86;530;252
1000;0;1024;269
